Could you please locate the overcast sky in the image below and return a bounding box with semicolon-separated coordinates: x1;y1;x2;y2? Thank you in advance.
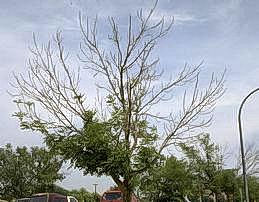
1;0;259;193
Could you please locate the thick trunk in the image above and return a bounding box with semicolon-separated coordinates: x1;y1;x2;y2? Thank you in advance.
122;179;132;202
112;175;132;202
123;188;132;202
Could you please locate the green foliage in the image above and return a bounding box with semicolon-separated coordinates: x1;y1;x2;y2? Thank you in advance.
139;134;238;200
44;108;161;192
179;133;224;196
69;188;97;202
51;184;70;195
214;169;238;198
132;133;259;201
248;176;259;201
0;144;64;200
140;156;193;201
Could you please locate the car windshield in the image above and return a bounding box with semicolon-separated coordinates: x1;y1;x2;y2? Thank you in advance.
30;196;47;202
104;192;122;200
17;198;30;202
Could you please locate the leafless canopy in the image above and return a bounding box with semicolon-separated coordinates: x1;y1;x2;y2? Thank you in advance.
12;2;225;155
236;144;259;176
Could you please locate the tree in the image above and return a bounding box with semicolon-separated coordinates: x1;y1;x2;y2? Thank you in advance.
139;156;194;201
51;184;70;196
140;135;246;202
236;143;259;177
0;144;64;200
11;2;225;201
233;143;259;201
179;133;224;200
214;169;239;201
247;176;259;201
69;188;97;202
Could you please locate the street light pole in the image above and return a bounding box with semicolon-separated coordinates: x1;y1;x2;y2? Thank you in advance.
93;183;98;202
238;87;259;202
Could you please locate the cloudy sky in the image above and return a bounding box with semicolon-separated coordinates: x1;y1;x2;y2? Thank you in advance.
1;0;259;193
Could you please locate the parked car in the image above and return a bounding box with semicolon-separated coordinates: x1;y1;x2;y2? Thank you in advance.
100;190;138;202
17;193;78;202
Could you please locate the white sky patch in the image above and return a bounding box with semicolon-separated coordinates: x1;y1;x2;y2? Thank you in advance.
144;9;205;26
173;13;204;25
54;15;79;32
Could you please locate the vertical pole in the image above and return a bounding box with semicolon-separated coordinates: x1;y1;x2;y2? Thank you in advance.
93;183;98;202
238;88;259;201
238;104;249;202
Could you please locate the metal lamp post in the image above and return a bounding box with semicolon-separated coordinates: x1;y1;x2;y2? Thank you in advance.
238;87;259;202
93;183;98;202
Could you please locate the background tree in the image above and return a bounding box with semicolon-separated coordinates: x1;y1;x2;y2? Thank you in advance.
69;188;97;202
179;134;259;201
11;2;225;201
179;133;224;200
50;185;70;196
236;143;259;177
214;169;239;201
139;156;194;201
234;143;259;201
139;134;258;202
247;176;259;201
0;144;64;200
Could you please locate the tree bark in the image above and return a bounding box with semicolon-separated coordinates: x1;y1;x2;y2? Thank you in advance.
112;175;132;202
122;179;132;202
123;188;132;202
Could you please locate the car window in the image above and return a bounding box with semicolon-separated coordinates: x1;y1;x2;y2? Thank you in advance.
30;196;47;202
104;192;122;200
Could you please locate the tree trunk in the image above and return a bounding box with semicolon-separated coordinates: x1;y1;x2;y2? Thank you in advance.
112;175;132;202
122;179;132;202
123;188;132;202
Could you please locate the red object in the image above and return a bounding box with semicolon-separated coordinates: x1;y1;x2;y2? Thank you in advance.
17;193;68;202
